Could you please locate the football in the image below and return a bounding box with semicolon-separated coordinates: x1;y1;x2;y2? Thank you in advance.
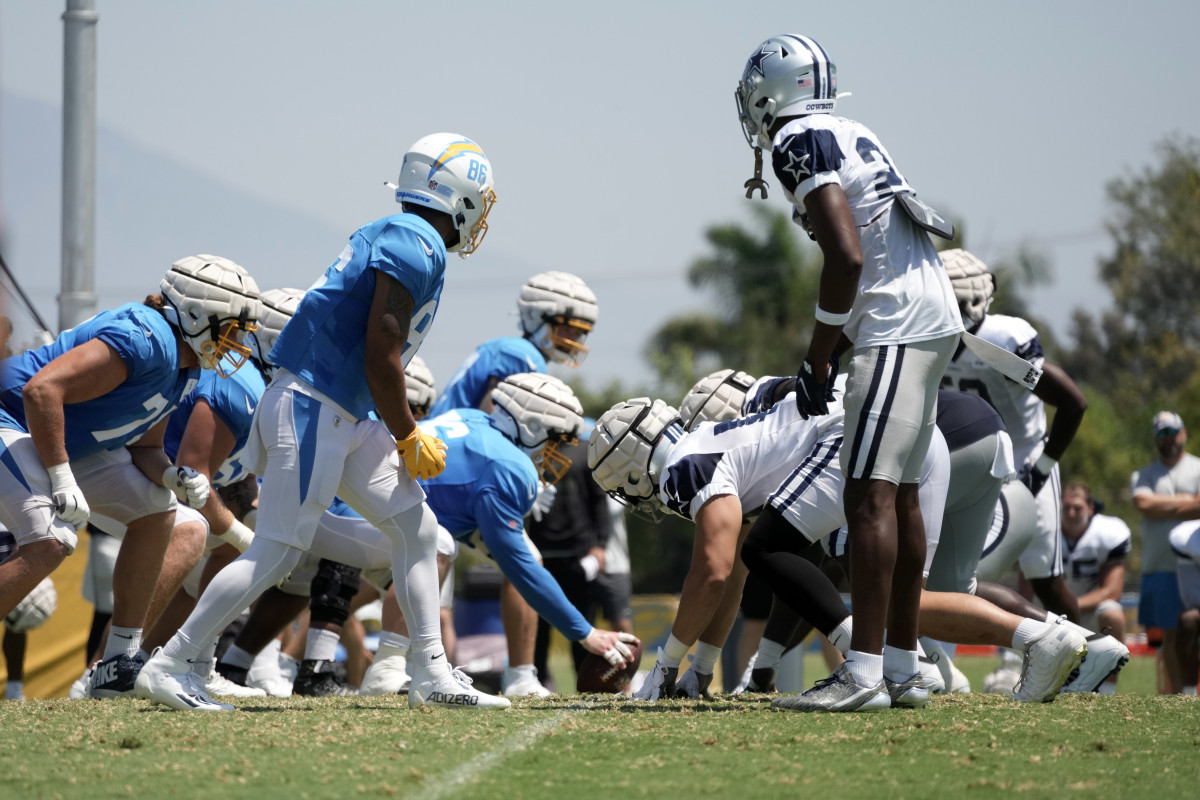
575;639;643;693
4;577;57;633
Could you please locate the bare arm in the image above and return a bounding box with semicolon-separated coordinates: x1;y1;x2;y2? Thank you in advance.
1034;361;1087;461
174;399;240;533
1132;490;1200;519
364;272;418;439
22;339;128;467
669;495;744;647
1075;562;1125;616
802;184;862;371
126;416;174;486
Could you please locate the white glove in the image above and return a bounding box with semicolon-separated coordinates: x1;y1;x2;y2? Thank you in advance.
46;462;90;528
162;466;210;509
529;482;557;522
675;658;715;700
216;519;255;553
579;553;601;582
633;648;678;701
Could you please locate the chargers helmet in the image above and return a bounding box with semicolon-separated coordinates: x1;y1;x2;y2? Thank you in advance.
735;34;840;150
391;132;497;257
679;369;758;431
491;373;584;485
941;249;995;326
159;255;261;378
405;355;437;420
247;287;304;378
517;271;599;367
588;398;683;522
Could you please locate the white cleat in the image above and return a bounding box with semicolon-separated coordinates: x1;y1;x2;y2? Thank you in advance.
947;659;972;694
68;666;93;700
203;670;267;699
247;674;293;698
1013;624;1088;703
135;650;234;712
360;650;412;696
409;664;511;709
500;665;552;697
1059;627;1130;693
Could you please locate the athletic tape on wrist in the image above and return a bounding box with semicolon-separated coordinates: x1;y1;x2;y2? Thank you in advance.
814;305;851;326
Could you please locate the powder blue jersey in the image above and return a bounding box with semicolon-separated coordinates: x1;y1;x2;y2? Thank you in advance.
421;408;592;641
0;303;198;460
271;213;447;420
163;365;267;488
429;337;546;417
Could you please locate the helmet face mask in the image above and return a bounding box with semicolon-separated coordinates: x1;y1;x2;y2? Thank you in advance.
490;373;584;485
392;132;497;258
517;272;599;367
941;249;995;326
588;398;682;521
735;34;839;150
159;255;262;378
680;369;758;431
247;287;304;379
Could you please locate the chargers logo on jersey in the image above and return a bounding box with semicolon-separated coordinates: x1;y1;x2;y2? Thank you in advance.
428;140;489;186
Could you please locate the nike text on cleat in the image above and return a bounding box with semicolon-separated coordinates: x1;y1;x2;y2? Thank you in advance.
772;662;891;713
135;650;233;712
409;665;510;710
1013;624;1088;703
87;654;144;699
885;672;931;708
1060;632;1130;694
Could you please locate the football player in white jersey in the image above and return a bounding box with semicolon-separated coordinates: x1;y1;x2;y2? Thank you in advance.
137;133;508;711
941;249;1088;622
0;256;260;700
1059;483;1129;693
1168;520;1200;694
735;34;964;700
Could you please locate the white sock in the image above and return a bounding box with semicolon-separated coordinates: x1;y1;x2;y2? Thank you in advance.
305;628;341;662
250;639;283;678
661;634;689;668
755;638;787;670
377;632;410;653
845;649;883;686
222;643;256;670
883;645;919;683
6;680;23;700
692;642;721;675
105;626;142;660
828;616;853;655
1182;685;1197;696
1011;620;1047;652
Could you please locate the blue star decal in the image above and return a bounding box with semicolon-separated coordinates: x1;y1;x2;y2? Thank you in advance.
781;150;811;182
746;43;778;79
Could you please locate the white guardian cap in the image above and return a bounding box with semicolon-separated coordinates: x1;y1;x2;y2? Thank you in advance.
247;287;304;378
941;249;995;326
159;255;261;378
735;34;840;150
588;398;683;522
679;369;758;431
517;271;599;367
391;132;497;257
491;373;584;485
405;355;437;419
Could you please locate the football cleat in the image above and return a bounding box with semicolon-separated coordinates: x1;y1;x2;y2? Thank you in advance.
292;659;352;697
135;650;234;712
675;663;715;700
87;653;144;699
632;649;679;701
1013;624;1088;703
982;667;1022;695
732;652;777;695
409;664;511;709
772;662;891;713
885;673;931;709
359;649;412;696
917;653;948;695
214;661;251;688
203;670;267;698
501;665;552;697
69;666;93;700
946;659;972;694
1059;625;1130;694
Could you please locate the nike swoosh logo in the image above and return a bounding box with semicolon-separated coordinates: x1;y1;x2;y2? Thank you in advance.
417;237;434;256
142;327;153;338
245;396;254;414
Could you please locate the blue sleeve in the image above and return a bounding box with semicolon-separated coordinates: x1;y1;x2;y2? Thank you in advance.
95;319;167;379
474;485;593;642
197;375;255;445
772;128;844;196
369;222;433;307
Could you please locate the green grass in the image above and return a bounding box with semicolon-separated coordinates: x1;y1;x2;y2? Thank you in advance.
1;657;1196;800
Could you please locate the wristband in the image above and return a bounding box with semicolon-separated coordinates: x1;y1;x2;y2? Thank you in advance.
217;519;255;553
1035;453;1057;475
46;462;77;491
814;305;851;326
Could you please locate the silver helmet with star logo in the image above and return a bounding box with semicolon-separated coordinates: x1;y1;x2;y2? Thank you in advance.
735;34;840;150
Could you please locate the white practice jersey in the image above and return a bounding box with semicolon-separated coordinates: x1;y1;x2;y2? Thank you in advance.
1061;514;1131;598
659;390;844;521
942;313;1047;466
770;114;962;349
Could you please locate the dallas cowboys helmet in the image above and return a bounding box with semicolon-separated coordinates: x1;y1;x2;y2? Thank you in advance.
405;355;437;419
735;34;840;150
517;272;599;367
159;255;261;378
491;373;584;484
588;398;683;522
247;287;304;377
391;132;497;257
941;248;995;326
679;369;758;431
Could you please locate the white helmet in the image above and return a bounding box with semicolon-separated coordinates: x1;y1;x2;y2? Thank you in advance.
941;248;995;326
391;132;497;257
405;355;437;419
679;369;758;431
517;271;599;367
735;34;840;150
159;255;261;378
247;287;304;377
491;372;584;484
588;398;683;522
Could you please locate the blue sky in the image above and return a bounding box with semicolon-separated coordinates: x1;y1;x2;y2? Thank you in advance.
3;1;1198;389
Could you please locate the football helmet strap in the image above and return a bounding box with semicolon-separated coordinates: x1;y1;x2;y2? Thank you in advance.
247;287;304;376
491;372;584;484
941;248;995;326
391;132;497;257
680;369;758;431
517;271;599;367
404;355;437;419
588;398;682;521
159;255;261;378
735;34;839;150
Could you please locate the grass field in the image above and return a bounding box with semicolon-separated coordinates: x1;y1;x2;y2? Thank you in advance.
1;655;1197;800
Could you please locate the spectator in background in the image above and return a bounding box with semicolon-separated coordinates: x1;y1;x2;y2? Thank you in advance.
1131;411;1200;694
596;496;634;638
1060;482;1130;694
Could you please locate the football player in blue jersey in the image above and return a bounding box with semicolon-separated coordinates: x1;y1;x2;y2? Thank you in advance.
0;255;261;698
138;132;512;711
430;271;598;417
735;34;963;708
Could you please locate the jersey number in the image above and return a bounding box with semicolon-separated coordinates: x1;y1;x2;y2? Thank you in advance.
941;375;994;408
426;410;471;441
92;393;170;443
854;138;903;199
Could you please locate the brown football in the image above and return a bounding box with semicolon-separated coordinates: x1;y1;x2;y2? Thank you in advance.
575;639;644;693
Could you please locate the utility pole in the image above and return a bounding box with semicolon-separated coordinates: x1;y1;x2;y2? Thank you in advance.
60;0;98;331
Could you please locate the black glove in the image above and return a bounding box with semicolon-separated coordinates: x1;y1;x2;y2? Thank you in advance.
825;353;840;402
1019;462;1050;497
794;358;830;419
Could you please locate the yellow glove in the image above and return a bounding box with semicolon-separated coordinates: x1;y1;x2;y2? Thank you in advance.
396;427;448;481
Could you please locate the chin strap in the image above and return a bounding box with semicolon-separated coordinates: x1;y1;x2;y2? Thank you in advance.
744;147;769;199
